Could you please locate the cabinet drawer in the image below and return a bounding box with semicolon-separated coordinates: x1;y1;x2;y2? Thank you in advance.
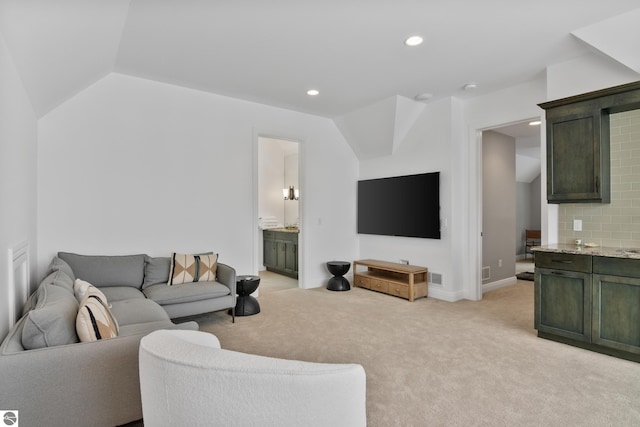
387;283;409;299
535;252;591;273
263;230;275;240
354;275;370;289
369;279;388;292
275;231;298;243
593;256;640;278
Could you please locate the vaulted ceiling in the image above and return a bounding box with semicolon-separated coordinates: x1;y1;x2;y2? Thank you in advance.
1;0;639;121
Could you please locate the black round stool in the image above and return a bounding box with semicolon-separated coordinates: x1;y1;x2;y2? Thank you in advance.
235;275;261;316
326;261;351;291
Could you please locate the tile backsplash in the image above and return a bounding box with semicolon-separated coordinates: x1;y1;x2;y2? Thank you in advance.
559;109;640;248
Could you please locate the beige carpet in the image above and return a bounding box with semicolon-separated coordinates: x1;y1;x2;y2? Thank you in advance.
192;281;640;426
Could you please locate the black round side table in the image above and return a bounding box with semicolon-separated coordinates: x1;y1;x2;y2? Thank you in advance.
235;275;261;316
326;261;351;291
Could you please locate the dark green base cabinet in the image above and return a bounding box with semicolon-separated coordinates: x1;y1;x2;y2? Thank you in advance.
534;252;592;343
535;268;591;343
263;230;298;279
535;251;640;363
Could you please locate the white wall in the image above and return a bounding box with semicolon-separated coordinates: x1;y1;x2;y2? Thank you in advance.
37;73;358;289
358;98;456;300
547;51;640;100
464;78;547;299
0;33;38;338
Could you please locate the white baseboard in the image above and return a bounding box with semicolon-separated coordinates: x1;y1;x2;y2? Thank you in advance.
428;286;466;302
482;276;517;293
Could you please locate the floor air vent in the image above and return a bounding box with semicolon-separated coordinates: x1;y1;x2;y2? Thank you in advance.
482;266;490;281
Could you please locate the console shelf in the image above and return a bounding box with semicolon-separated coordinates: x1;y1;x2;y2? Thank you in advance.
353;259;428;302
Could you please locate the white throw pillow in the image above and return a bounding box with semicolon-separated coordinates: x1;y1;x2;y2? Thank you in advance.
73;278;93;301
76;286;119;342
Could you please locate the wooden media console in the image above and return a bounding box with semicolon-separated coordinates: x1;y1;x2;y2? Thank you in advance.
352;259;428;301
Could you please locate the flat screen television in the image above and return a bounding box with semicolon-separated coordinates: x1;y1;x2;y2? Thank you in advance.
357;172;440;239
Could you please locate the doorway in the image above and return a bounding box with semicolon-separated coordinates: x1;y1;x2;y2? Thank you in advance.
480;119;541;293
257;136;300;292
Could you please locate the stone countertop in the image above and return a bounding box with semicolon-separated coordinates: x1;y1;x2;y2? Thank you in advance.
532;244;640;259
268;227;299;233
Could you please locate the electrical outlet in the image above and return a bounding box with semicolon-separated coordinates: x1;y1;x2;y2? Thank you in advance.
573;219;582;231
498;259;502;268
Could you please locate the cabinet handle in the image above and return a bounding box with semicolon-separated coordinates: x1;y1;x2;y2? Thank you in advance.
595;175;599;192
552;260;572;264
551;271;567;276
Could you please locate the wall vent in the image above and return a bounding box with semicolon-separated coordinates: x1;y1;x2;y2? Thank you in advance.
482;266;490;281
428;272;442;285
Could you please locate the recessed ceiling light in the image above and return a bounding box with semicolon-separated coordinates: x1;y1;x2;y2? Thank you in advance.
404;36;423;47
307;89;319;96
529;120;542;126
414;93;433;101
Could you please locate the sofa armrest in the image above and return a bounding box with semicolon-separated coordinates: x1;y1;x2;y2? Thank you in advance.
217;263;236;297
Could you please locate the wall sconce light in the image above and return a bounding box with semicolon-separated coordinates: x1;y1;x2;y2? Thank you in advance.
283;186;299;200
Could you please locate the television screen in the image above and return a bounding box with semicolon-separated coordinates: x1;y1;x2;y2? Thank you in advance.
357;172;440;239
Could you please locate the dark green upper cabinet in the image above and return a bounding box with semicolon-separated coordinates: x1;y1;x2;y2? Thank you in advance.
546;108;610;203
539;80;640;204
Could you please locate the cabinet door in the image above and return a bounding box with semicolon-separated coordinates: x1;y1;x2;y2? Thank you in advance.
547;110;610;203
592;274;640;354
546;110;610;203
284;242;297;272
276;241;287;270
535;267;591;342
263;239;277;268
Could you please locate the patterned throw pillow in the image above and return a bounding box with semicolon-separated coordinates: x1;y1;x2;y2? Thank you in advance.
76;286;119;342
168;253;218;285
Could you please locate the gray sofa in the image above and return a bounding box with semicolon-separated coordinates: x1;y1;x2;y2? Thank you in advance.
0;252;237;427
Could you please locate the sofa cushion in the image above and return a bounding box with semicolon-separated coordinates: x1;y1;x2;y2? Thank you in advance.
58;252;145;288
21;289;40;317
43;269;75;294
143;281;230;305
168;253;218;285
47;256;76;281
22;284;79;349
118;320;180;337
20;269;74;317
76;287;119;342
143;256;171;289
100;286;146;302
110;299;170;326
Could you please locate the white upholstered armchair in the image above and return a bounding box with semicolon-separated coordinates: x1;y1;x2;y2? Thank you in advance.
138;329;367;427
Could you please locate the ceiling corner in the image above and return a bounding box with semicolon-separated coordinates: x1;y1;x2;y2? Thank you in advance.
333;95;425;161
571;9;640;74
